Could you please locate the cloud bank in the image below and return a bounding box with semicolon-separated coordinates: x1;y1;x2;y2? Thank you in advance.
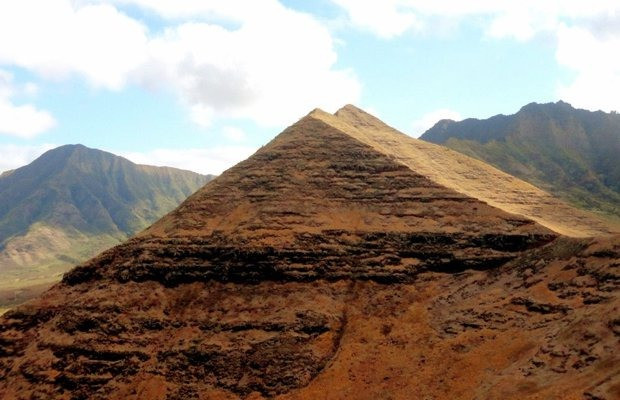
0;70;55;138
0;0;361;129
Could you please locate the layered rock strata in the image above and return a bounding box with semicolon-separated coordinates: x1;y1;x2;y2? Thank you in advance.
0;106;617;400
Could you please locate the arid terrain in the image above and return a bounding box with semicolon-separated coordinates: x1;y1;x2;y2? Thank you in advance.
0;106;618;399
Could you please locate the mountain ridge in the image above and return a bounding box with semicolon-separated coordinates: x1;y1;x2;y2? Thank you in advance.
421;101;620;218
323;104;617;237
0;144;213;241
0;144;212;300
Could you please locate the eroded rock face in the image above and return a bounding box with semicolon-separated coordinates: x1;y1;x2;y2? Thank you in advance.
0;280;349;399
63;230;554;287
427;236;620;400
1;236;618;400
0;107;617;400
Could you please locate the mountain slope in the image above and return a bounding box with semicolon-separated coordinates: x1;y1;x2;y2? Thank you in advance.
421;101;620;219
330;105;616;237
0;144;212;295
0;107;617;400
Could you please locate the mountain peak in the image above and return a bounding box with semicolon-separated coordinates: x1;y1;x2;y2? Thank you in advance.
335;103;365;115
32;144;117;171
519;100;575;113
141;105;615;243
421;101;620;221
1;106;618;399
306;107;330;118
300;105;391;139
0;144;210;282
144;105;554;245
335;104;391;132
57;143;88;150
46;143;90;156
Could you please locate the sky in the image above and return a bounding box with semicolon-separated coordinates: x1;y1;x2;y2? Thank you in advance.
0;0;619;175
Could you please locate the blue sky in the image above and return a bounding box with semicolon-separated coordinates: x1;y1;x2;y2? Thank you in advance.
0;0;618;175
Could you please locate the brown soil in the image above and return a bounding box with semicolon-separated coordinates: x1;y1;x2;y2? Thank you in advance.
0;106;617;400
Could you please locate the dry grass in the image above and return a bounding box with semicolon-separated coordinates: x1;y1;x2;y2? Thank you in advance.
316;105;619;237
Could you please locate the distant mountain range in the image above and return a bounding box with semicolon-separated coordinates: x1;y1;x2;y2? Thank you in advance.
0;144;212;306
421;101;620;219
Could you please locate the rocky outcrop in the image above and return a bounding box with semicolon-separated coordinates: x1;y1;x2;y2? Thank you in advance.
0;281;348;399
62;231;555;287
2;235;617;400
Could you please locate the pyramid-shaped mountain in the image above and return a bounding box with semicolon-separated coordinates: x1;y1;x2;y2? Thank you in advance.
1;107;618;399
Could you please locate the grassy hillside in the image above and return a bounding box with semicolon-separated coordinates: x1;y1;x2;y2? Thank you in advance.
421;101;620;219
0;144;212;300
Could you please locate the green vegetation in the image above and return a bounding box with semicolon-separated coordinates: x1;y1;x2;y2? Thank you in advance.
0;144;212;245
0;144;212;307
421;101;620;219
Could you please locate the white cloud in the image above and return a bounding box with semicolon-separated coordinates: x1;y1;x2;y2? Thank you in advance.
556;24;620;112
0;102;57;138
0;70;11;99
331;1;620;41
0;0;361;130
410;108;461;137
137;5;360;127
330;0;421;38
0;70;55;138
222;126;246;142
189;104;215;128
23;83;39;96
109;0;281;23
0;143;57;173
0;1;148;90
119;146;258;175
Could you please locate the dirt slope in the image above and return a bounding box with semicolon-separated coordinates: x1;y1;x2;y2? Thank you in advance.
0;107;617;400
